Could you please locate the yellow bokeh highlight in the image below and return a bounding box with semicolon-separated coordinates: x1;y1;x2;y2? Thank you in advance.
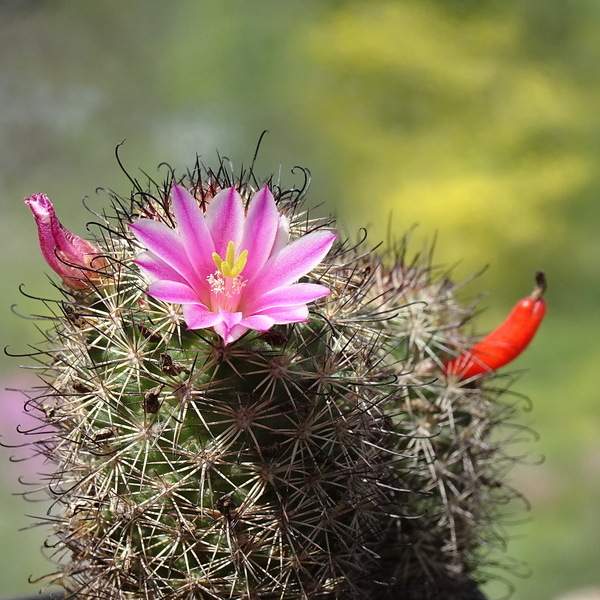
302;0;591;271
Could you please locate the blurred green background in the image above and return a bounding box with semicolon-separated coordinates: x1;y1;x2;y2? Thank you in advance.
1;1;599;598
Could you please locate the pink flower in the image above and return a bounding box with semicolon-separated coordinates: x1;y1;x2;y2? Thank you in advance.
130;184;337;344
24;193;106;290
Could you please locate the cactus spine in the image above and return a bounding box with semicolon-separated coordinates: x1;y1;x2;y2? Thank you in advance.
16;156;529;600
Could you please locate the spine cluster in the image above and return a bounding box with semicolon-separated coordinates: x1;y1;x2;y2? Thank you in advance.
15;158;531;600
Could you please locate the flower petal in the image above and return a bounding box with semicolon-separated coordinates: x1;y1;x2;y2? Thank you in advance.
171;185;216;278
214;322;249;345
241;314;275;331
249;230;338;297
204;187;245;257
240;186;280;280
183;304;222;329
213;309;246;344
219;308;242;327
147;280;200;304
255;304;309;324
243;283;330;314
134;251;188;285
271;214;290;255
130;219;201;290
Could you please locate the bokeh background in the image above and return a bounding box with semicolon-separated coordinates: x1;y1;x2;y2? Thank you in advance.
1;1;599;598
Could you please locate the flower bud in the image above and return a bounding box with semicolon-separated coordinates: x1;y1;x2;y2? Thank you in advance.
24;193;106;290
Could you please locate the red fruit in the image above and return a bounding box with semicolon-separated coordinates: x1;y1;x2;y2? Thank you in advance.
443;272;547;379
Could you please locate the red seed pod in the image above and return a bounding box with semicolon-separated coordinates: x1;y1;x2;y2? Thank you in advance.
443;272;547;379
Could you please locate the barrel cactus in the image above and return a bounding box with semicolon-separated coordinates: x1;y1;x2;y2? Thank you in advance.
13;154;536;600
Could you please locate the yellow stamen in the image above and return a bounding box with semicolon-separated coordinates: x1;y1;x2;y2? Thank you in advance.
212;241;248;278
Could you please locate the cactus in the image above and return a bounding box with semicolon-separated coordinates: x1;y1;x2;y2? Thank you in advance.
12;154;533;600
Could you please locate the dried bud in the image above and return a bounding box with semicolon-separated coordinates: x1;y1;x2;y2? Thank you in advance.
24;193;106;290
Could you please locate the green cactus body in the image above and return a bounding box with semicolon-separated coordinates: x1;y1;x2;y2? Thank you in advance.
18;159;531;600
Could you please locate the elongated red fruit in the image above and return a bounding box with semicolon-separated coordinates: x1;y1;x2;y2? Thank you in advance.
443;272;547;379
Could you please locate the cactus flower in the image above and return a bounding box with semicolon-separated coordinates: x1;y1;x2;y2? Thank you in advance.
131;184;337;344
24;193;106;290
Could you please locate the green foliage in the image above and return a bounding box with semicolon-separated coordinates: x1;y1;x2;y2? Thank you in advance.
300;0;592;285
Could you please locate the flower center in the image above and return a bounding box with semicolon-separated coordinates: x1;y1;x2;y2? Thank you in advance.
207;241;248;298
212;241;248;278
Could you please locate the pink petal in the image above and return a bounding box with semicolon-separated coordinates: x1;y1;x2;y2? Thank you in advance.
183;304;222;329
213;310;246;344
242;283;330;314
214;322;249;345
147;281;200;304
134;251;188;285
249;230;338;297
240;314;275;331
171;185;216;278
240;186;280;280
204;187;245;257
255;304;309;324
272;214;290;255
130;219;201;290
219;308;242;328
